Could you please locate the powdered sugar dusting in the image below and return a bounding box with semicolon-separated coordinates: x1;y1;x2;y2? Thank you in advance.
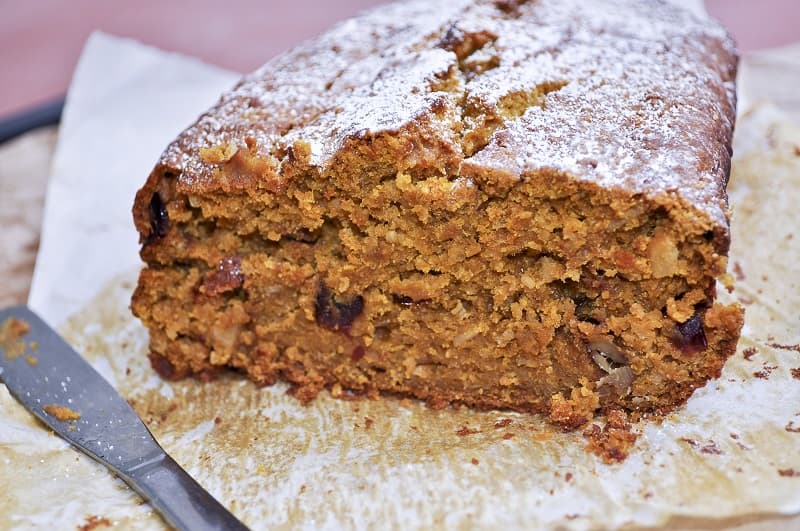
462;1;736;227
155;0;736;230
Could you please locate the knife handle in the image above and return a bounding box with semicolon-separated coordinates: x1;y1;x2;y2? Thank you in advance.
123;453;249;531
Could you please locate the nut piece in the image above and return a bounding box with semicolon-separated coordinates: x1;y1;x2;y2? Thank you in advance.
589;338;633;397
648;229;680;278
201;257;245;296
588;338;628;365
598;367;634;397
199;142;239;164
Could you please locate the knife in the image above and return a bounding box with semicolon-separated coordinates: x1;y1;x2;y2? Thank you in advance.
0;306;249;531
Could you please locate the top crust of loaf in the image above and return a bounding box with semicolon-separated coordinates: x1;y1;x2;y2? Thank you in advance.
134;0;737;241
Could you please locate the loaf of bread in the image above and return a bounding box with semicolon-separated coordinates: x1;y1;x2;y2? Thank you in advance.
132;0;743;428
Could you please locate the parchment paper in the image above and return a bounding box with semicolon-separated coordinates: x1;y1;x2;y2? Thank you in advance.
2;19;800;531
26;32;237;326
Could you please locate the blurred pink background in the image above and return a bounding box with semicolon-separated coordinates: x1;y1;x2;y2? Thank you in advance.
1;0;798;118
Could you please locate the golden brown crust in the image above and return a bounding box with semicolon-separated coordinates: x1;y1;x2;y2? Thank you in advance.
131;0;743;428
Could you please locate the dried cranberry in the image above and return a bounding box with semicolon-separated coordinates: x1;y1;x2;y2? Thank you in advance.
351;345;366;362
148;192;169;239
674;313;708;354
315;282;364;332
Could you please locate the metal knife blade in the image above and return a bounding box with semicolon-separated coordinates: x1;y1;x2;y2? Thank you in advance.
0;306;249;531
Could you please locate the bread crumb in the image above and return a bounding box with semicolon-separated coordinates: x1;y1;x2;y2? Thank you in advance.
583;410;637;463
43;404;81;422
732;261;745;281
78;515;112;531
457;426;479;436
753;364;777;379
680;437;723;454
549;384;600;431
0;317;30;359
769;343;800;353
471;457;479;465
742;347;758;360
494;418;512;429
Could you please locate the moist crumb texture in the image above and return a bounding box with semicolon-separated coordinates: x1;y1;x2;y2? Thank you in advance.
131;0;743;428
